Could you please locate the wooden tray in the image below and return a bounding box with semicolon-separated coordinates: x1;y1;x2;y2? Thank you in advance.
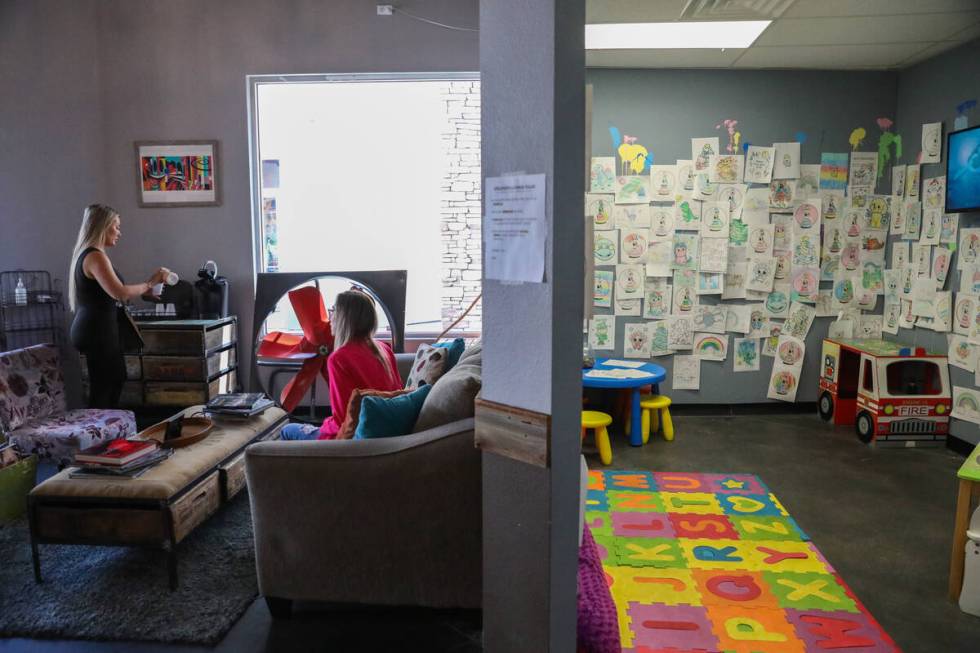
140;416;214;448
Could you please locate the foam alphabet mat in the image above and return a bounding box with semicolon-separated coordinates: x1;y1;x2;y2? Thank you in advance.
586;470;900;652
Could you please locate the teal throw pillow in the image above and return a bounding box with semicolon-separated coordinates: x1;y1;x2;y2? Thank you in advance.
355;384;432;439
433;338;466;371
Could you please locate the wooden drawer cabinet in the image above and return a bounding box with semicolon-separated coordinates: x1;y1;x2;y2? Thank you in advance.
78;316;239;408
171;472;221;543
145;369;237;407
143;346;236;381
141;318;236;355
219;453;247;501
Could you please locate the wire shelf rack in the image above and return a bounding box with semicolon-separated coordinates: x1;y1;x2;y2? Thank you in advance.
0;270;64;351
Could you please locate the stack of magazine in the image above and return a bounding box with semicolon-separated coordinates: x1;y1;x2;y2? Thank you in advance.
206;392;274;418
69;439;173;480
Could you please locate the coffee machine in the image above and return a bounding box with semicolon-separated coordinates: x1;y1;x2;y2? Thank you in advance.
194;260;230;319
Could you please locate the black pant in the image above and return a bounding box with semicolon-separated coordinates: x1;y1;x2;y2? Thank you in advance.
71;308;126;409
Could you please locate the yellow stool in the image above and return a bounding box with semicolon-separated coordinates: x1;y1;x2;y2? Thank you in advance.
581;410;613;465
639;395;674;443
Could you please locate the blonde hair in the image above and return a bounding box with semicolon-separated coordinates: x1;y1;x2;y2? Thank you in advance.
332;289;393;380
68;204;119;311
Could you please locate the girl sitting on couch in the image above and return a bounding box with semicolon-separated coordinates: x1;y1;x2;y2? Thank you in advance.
279;290;402;440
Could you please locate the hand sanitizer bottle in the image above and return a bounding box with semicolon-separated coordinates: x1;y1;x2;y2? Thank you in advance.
14;276;27;305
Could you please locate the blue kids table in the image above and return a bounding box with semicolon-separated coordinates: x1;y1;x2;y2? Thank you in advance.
581;358;667;447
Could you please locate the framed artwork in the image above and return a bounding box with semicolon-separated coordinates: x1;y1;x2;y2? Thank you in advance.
135;140;220;207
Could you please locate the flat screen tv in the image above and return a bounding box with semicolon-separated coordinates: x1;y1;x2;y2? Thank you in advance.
947;124;980;213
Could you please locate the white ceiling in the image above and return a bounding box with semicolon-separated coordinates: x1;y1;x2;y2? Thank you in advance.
586;0;980;70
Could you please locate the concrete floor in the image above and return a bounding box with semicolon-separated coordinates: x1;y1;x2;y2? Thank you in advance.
595;410;980;653
4;412;980;651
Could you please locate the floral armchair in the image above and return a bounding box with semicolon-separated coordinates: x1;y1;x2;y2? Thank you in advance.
0;344;135;466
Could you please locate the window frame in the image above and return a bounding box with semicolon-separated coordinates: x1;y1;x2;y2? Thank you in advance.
245;71;480;286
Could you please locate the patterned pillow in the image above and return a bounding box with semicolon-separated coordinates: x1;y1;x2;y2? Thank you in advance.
336;388;412;440
0;344;66;431
404;344;448;391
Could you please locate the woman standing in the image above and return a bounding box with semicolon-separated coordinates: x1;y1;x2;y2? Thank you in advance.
279;289;402;440
69;204;170;408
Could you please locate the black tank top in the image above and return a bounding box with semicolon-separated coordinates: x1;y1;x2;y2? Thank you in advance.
74;247;122;311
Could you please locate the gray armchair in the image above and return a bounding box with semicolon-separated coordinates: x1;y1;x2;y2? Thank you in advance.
245;417;481;617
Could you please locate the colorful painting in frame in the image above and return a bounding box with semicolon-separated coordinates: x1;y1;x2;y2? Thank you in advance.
136;140;220;207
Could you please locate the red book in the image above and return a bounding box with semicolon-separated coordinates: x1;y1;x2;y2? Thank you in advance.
75;439;157;466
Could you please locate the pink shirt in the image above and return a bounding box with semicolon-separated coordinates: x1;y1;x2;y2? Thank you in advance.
319;339;401;439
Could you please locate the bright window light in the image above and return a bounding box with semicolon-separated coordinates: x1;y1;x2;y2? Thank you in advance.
585;21;771;50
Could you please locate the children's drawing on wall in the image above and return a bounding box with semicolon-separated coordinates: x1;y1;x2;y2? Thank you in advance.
934;246;952;288
729;217;748;248
742;187;771;224
697;272;724;295
865;195;890;230
613;204;652;230
796;164;821;200
649;165;677;200
693;305;728;334
691;137;720;172
676;160;695;192
593;230;618;265
923;176;946;210
768;335;805;402
941;213;959;244
921;208;942;246
699;238;729;275
694;333;728;362
694;171;718;200
750;224;774;257
773;250;792;284
717;184;746;219
883;301;900;335
733;337;760;372
650;206;674;239
593;270;613;308
702;202;730;239
643;285;671;319
773;142;801;180
744;146;775;184
673;196;701;230
958;228;980;270
769;179;796;211
671;233;699;271
765;285;791;319
792;232;819;268
726;304;752;333
587;194;614;230
614;298;642;316
667;316;694;350
671;284;696;315
791;267;819;303
673;355;701;390
615;175;651;204
623;322;652;358
649;320;670;357
905;164;921;198
620;229;649;263
793;199;821;230
646;241;673;277
722;261;748;300
903;201;922;240
590;157;616;193
955;293;976;336
746;257;776;293
840;241;860;272
708;154;744;184
819;152;848;190
921;122;942;164
848;152;878;188
616;264;645;300
588;315;615;351
891;166;906;197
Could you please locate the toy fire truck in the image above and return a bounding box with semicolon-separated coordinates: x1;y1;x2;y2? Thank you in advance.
818;338;951;445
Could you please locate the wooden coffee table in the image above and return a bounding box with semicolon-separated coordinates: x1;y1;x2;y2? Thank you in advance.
28;406;287;589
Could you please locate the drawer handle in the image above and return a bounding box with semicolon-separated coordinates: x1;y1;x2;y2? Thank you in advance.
192;489;209;503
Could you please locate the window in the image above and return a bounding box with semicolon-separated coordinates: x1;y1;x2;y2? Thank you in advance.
862;359;874;393
886;361;942;396
248;74;482;337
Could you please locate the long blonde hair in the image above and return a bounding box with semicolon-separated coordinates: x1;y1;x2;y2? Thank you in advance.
68;204;118;311
331;289;394;380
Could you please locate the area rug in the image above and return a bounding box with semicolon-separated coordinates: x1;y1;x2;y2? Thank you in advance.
0;491;257;645
587;470;901;653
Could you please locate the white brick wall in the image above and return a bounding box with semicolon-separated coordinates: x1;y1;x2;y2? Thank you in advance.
440;81;482;332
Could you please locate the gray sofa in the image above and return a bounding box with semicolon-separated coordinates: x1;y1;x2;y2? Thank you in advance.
245;352;482;617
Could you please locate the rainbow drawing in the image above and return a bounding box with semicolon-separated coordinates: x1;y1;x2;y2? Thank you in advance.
695;335;726;358
957;393;979;413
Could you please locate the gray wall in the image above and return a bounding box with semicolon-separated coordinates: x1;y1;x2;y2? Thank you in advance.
0;0;479;397
894;39;980;445
588;68;898;404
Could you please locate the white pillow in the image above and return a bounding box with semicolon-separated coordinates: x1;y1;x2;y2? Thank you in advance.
404;344;448;391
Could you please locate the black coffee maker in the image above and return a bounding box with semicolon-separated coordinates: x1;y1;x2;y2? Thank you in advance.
194;260;230;319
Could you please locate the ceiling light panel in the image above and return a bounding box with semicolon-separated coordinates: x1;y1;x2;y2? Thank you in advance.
585;20;772;49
